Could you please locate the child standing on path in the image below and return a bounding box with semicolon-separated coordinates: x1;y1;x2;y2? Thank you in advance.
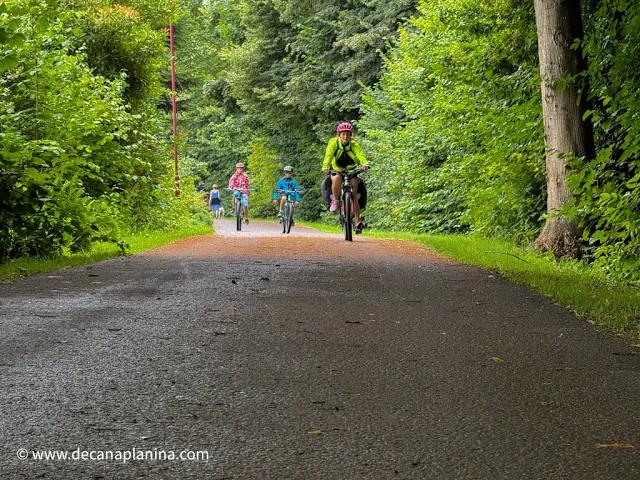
209;184;222;220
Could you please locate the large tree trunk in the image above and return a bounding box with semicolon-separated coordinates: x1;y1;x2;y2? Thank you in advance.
533;0;594;257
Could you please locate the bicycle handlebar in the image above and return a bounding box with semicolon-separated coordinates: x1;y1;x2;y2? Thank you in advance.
274;188;306;194
328;167;367;176
226;188;257;193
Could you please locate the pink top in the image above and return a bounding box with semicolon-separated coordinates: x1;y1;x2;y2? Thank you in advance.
228;172;250;194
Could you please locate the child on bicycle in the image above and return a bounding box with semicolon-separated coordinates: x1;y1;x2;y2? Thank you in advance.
322;122;369;233
273;165;302;219
228;162;251;224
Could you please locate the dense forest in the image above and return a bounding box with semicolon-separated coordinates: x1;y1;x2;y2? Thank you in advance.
1;0;638;282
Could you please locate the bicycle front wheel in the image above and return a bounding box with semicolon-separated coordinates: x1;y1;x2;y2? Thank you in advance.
235;202;242;231
343;192;353;241
282;204;288;234
285;203;294;234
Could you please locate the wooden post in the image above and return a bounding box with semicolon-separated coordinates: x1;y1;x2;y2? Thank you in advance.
170;20;180;197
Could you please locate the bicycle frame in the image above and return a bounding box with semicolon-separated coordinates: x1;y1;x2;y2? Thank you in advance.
330;168;364;242
229;189;246;231
275;188;303;234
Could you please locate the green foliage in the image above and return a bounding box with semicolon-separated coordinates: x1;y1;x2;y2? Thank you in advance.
180;0;419;223
2;0;637;286
360;0;545;241
0;2;115;258
567;0;640;281
175;1;254;194
0;0;201;261
72;3;167;105
275;0;417;125
187;111;253;186
0;222;212;283
62;0;178;29
362;229;640;341
246;140;279;217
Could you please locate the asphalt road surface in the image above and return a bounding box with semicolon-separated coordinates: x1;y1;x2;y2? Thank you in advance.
1;219;639;479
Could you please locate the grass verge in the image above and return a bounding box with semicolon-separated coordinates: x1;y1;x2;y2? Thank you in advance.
375;231;640;343
298;220;341;234
0;223;213;283
302;221;640;343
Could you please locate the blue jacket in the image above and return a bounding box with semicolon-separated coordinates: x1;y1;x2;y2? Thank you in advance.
274;177;301;202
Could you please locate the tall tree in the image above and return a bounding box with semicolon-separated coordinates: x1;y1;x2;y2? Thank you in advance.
533;0;594;257
191;0;417;218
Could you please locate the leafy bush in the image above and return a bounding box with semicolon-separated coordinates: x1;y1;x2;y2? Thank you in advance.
0;1;195;261
567;0;640;281
75;4;166;105
360;0;545;241
245;141;280;218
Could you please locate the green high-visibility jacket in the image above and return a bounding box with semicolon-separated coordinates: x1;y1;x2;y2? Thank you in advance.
322;137;368;172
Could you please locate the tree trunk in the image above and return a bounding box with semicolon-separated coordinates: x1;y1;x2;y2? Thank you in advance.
533;0;594;257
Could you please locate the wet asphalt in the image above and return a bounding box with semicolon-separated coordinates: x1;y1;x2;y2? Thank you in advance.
1;219;639;479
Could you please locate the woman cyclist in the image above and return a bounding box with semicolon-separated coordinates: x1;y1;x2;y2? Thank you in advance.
322;122;369;233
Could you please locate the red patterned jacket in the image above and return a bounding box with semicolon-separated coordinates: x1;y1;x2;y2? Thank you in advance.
228;172;250;194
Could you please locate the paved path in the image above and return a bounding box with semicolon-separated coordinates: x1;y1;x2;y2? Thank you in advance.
1;220;639;479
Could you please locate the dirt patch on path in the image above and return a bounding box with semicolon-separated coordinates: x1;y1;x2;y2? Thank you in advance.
149;218;451;265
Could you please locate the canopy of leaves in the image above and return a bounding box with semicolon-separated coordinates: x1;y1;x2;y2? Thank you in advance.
360;0;545;240
181;0;418;219
567;0;640;280
0;0;193;260
3;0;638;283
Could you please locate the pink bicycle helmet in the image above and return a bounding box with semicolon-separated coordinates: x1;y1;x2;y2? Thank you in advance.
336;122;353;133
235;162;245;168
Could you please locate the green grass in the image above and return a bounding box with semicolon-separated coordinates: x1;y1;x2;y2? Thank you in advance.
298;220;341;234
0;223;213;283
371;230;640;343
302;221;640;343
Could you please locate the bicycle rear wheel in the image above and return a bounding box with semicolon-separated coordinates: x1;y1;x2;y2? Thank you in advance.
343;192;353;241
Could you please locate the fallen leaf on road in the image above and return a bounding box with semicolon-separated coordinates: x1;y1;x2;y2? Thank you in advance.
308;429;322;435
595;442;634;449
490;357;505;364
